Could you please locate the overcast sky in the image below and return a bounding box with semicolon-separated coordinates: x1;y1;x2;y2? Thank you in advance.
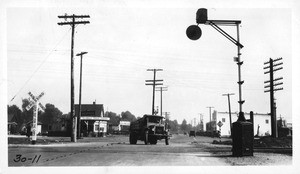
2;0;298;125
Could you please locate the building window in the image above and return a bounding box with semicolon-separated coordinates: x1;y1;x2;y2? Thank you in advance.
222;118;226;122
94;124;99;132
266;119;269;124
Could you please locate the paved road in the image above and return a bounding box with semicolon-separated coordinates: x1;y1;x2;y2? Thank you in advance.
8;134;292;166
8;135;229;166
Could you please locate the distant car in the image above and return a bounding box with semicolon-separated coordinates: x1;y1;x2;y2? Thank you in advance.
189;131;196;137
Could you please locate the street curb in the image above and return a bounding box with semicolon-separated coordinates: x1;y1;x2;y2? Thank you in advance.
254;148;292;154
8;141;110;147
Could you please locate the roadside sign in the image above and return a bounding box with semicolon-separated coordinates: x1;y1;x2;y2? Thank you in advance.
217;121;223;127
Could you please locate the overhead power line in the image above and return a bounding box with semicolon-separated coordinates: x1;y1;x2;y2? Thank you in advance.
9;28;72;103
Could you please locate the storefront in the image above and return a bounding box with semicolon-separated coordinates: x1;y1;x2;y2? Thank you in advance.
75;102;110;137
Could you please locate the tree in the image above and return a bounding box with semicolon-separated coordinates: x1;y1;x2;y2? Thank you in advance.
105;111;120;126
40;103;63;128
7;105;22;132
167;119;179;133
180;119;188;133
187;123;193;132
121;111;136;122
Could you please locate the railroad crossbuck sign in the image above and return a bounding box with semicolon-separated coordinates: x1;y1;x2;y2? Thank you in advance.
26;92;45;144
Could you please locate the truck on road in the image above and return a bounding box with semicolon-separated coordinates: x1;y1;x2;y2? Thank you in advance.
129;114;170;145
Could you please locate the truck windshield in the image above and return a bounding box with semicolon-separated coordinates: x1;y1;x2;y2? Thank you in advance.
148;117;161;123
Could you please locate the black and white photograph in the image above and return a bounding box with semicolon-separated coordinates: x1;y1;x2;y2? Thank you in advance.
0;0;299;174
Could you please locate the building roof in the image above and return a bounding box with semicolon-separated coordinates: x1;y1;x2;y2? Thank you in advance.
75;103;104;117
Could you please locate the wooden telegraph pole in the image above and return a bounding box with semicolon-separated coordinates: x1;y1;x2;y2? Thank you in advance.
264;57;283;138
156;86;168;116
76;52;88;139
206;106;214;132
222;93;234;135
58;14;90;142
145;69;163;115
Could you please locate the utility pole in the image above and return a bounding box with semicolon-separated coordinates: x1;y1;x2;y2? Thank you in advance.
206;106;214;132
163;112;170;120
199;113;203;131
222;93;235;135
76;51;88;139
58;14;90;142
264;57;283;138
156;86;168;116
145;69;163;115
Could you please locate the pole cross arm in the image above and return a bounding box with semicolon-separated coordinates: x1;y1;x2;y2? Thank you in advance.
58;15;90;18
273;67;283;72
206;21;244;48
145;79;163;82
76;52;88;56
58;21;90;25
146;83;163;86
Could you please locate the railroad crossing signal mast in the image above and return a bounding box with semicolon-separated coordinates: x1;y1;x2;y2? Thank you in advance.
58;14;90;142
264;57;283;138
187;9;254;157
145;69;163;115
186;8;245;121
26;92;45;144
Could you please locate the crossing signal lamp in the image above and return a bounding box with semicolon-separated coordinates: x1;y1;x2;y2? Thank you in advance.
186;25;202;40
186;8;208;40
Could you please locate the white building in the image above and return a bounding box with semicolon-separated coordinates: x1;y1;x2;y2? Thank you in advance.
216;112;271;137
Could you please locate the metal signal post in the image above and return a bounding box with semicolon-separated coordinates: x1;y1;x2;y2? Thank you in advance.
58;14;90;142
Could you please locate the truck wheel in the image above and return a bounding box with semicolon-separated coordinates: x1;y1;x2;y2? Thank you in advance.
129;133;134;144
129;133;137;144
150;138;157;145
132;134;137;144
144;131;149;145
165;137;169;145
